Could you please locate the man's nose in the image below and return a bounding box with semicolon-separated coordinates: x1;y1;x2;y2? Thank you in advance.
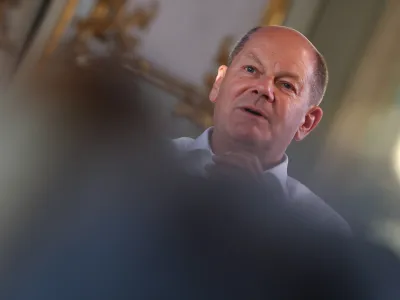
251;76;275;103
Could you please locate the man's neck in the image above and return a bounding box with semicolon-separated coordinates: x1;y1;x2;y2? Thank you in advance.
210;128;284;171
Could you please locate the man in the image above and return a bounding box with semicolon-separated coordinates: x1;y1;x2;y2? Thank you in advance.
174;26;350;234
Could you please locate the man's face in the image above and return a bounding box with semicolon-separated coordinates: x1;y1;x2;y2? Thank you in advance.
210;28;323;155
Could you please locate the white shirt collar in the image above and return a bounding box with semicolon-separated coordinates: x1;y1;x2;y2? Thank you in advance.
188;127;288;189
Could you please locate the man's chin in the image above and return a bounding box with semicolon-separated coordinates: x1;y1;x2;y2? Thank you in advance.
230;127;271;147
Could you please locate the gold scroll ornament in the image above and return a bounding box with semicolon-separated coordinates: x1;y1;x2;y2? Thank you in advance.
41;0;158;62
73;0;158;62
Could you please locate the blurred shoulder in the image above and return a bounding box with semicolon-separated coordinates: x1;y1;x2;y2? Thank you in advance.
286;176;351;236
172;137;196;152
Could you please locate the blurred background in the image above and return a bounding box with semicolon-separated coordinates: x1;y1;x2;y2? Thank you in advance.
0;0;399;254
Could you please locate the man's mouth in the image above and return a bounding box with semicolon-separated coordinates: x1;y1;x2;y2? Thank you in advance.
241;107;267;119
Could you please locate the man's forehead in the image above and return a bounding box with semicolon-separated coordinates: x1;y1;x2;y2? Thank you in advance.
239;29;316;75
254;26;314;45
244;27;314;54
241;47;312;65
240;47;312;75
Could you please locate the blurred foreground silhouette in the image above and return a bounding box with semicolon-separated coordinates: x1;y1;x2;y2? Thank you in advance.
0;56;399;299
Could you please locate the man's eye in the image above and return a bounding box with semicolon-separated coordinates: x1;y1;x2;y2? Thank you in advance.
244;66;256;74
281;82;295;91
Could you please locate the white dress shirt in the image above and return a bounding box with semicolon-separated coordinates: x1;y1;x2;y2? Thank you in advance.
173;127;351;235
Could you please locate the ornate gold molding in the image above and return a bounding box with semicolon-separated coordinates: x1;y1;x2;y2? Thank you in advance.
41;0;159;62
127;56;212;128
73;0;158;61
38;0;292;129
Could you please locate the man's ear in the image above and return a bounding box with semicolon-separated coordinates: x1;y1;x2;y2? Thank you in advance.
294;106;323;141
209;65;227;103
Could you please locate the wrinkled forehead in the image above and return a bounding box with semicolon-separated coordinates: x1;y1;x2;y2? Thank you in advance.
240;28;316;77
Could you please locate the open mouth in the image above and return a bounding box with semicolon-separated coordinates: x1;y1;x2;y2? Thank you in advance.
241;107;266;119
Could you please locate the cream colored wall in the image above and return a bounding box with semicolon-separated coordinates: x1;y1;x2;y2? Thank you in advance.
286;0;385;183
305;0;400;240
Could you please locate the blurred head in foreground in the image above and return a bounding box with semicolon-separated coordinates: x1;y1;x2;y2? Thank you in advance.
0;54;174;280
30;55;162;147
1;55;399;300
16;54;173;189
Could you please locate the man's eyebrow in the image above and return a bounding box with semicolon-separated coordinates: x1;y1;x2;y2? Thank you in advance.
275;71;301;82
242;54;304;84
243;52;263;66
